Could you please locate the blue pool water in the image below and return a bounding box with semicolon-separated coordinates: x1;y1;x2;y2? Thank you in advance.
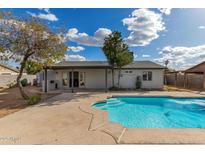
92;96;205;128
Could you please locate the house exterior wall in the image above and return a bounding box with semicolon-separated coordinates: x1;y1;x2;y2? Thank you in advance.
0;74;36;88
141;69;164;89
118;69;163;89
41;68;164;91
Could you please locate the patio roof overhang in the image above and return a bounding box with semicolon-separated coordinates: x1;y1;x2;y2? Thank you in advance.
44;65;165;70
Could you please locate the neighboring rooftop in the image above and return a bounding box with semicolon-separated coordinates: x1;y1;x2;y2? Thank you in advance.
122;61;165;69
0;63;19;73
185;61;205;73
47;61;165;69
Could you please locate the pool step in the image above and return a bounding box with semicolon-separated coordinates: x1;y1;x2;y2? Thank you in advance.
107;98;125;107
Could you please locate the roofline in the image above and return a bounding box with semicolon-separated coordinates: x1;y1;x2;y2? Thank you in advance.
0;63;19;73
45;60;165;69
185;61;205;72
45;66;164;70
45;66;112;69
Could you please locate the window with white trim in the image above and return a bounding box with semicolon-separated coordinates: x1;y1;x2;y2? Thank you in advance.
142;71;152;81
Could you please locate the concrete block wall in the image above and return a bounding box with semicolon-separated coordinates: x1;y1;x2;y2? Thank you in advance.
0;75;36;88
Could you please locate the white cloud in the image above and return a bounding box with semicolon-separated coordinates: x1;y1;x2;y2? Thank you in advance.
122;9;165;46
134;53;138;60
158;8;172;15
64;54;86;61
155;44;205;70
198;26;205;29
142;54;151;58
38;8;50;13
65;28;112;46
27;9;58;22
67;46;85;52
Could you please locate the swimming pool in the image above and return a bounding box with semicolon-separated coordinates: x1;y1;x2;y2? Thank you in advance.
92;96;205;128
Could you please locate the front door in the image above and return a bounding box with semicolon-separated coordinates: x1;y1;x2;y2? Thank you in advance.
69;72;79;88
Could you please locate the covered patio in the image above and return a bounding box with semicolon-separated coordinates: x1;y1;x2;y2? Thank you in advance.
43;61;112;93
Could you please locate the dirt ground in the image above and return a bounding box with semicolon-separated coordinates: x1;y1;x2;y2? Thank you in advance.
0;86;59;118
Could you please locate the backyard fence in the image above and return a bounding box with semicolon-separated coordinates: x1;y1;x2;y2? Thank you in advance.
165;72;204;90
0;74;36;88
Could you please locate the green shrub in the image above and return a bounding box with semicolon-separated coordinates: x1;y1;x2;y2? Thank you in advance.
21;78;28;87
135;77;142;89
109;86;120;91
27;95;41;105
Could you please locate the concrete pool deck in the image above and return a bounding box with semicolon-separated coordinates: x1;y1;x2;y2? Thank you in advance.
1;90;205;144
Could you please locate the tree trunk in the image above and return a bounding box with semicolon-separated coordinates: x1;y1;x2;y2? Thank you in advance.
117;68;121;88
111;68;114;87
16;55;30;100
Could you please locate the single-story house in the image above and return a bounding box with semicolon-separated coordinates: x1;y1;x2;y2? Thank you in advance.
0;63;19;75
40;61;165;92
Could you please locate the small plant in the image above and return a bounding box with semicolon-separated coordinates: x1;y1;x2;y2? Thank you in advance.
135;76;141;89
135;76;142;89
21;78;28;87
109;86;120;91
164;86;172;92
27;95;41;105
135;80;141;89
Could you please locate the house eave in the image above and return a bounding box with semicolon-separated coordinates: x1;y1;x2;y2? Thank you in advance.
44;65;165;70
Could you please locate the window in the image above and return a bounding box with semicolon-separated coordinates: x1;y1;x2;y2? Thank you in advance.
142;71;152;81
148;72;152;80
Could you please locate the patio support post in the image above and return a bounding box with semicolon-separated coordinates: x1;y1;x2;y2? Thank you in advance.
105;68;108;92
44;68;47;93
71;68;74;93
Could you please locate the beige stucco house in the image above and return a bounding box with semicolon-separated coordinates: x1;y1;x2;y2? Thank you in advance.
40;61;165;92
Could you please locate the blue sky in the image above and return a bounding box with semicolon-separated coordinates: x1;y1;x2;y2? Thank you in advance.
2;8;205;70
